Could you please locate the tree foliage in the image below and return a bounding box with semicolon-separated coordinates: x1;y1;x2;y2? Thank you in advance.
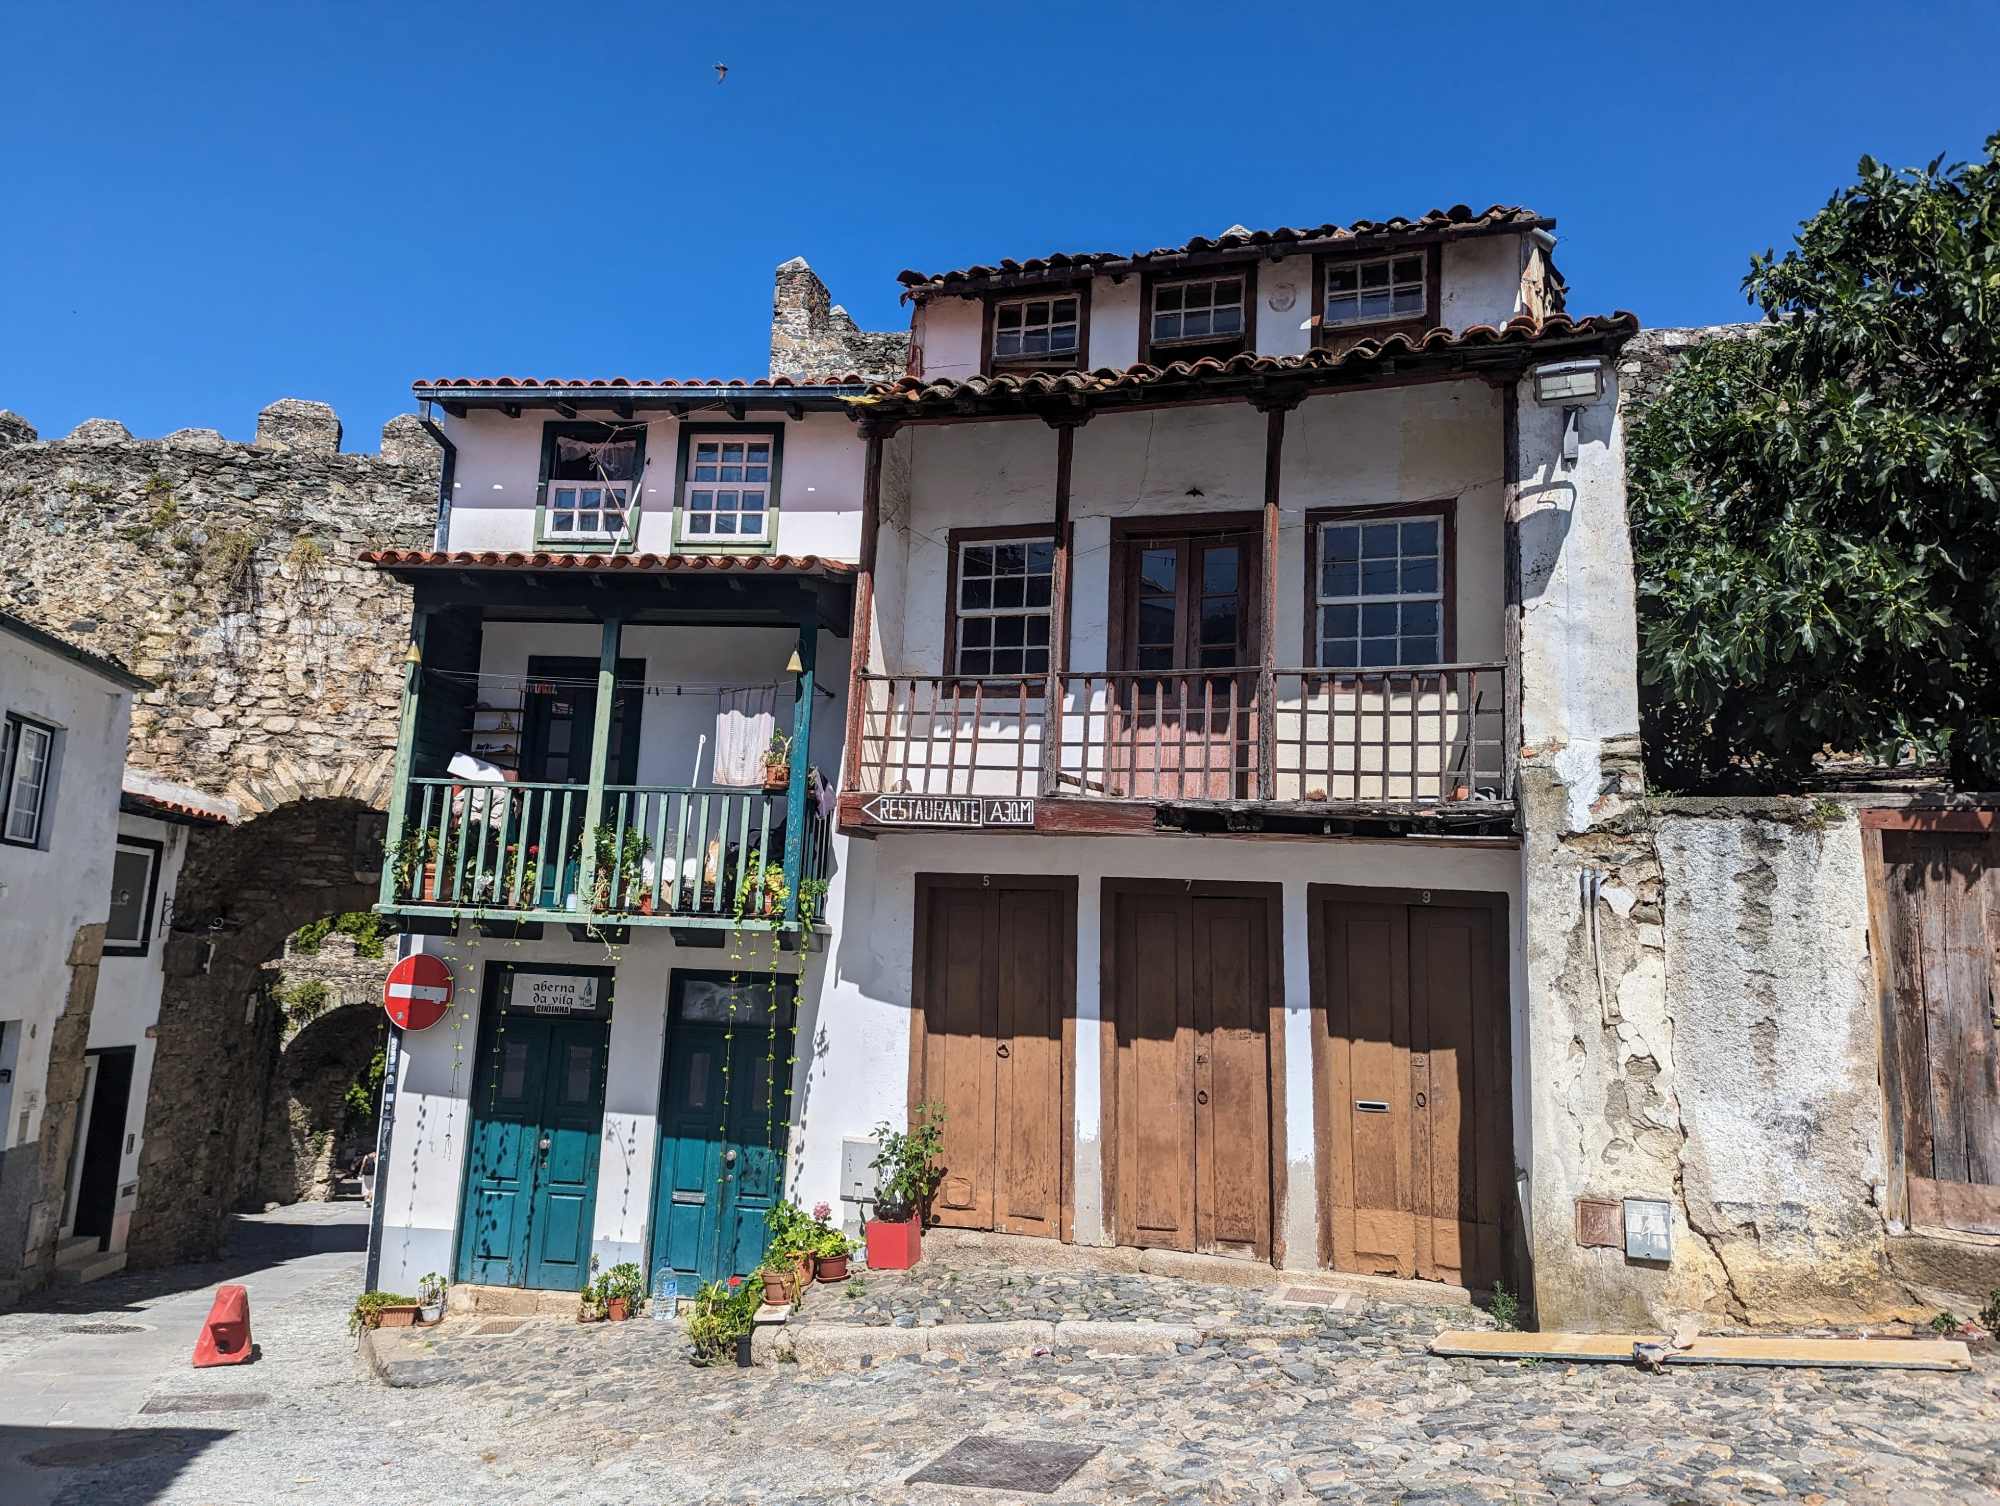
1629;135;2000;790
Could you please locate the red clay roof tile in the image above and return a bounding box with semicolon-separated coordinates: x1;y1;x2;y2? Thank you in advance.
360;549;854;577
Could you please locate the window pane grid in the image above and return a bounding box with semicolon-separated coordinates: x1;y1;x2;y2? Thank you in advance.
993;296;1081;361
1316;516;1444;669
4;720;51;845
1324;255;1426;329
955;537;1055;677
1151;276;1246;346
682;436;774;541
546;481;633;539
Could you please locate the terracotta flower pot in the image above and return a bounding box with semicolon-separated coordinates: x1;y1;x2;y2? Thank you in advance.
763;764;789;791
760;1268;791;1305
377;1304;421;1328
606;1297;631;1322
792;1255;814;1300
419;863;438;902
816;1254;850;1283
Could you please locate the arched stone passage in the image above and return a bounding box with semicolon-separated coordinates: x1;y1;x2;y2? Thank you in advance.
127;795;385;1267
252;998;386;1208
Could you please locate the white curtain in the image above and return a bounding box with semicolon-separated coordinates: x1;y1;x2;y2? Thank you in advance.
713;686;777;786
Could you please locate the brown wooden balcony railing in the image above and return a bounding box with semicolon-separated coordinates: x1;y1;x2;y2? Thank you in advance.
852;663;1513;811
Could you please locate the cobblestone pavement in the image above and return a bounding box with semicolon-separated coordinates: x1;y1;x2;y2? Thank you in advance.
790;1257;1335;1329
7;1222;1998;1505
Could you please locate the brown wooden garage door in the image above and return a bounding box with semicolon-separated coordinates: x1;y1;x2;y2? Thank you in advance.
1875;827;2000;1234
1309;885;1511;1290
1103;880;1283;1260
910;874;1075;1239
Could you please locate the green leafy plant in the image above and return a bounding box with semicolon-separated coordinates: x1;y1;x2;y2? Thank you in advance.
763;730;793;783
349;1290;417;1335
418;1272;447;1309
1980;1289;2000;1334
1485;1281;1521;1332
344;1047;385;1123
686;1277;760;1365
584;1260;647;1315
294;910;387;960
1629;135;2000;791
1931;1309;1963;1335
279;978;332;1030
764;1199;817;1264
869;1100;947;1222
577;824;652;911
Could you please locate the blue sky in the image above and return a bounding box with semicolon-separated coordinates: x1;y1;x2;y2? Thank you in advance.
2;1;1994;449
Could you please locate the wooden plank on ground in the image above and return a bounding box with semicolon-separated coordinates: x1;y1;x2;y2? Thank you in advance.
1430;1330;1971;1371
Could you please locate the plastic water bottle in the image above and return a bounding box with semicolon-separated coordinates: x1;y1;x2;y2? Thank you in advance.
650;1267;677;1320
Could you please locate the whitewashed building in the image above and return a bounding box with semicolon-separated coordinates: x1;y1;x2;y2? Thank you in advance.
366;208;1643;1309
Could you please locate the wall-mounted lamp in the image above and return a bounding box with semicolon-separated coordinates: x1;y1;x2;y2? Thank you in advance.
1532;359;1604;405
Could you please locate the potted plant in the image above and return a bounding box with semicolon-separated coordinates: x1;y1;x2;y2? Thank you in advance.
757;1260;793;1306
763;1199;816;1301
587;1261;645;1321
687;1276;760;1367
579;825;653;913
349;1290;421;1334
762;731;793;791
417;1272;447;1325
865;1101;946;1272
810;1202;857;1282
394;829;438;903
738;850;790;920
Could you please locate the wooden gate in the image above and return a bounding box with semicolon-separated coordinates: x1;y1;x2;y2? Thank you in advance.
1102;880;1283;1260
1309;885;1511;1289
1871;817;2000;1234
910;874;1075;1239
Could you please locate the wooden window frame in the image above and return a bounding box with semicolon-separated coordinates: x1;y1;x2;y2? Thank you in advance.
1;712;56;849
1105;512;1265;678
671;422;785;554
1303;500;1457;674
942;523;1068;680
980;283;1092;377
1310;244;1441;348
103;833;165;958
534;419;649;552
1137;263;1258;366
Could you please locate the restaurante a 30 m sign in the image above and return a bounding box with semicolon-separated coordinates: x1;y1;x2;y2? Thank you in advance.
859;795;1036;829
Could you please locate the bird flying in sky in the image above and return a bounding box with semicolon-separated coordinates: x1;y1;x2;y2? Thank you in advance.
715;63;728;83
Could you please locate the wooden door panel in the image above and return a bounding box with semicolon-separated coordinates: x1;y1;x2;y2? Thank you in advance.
525;1021;606;1291
1192;897;1270;1257
655;1032;726;1286
924;887;998;1227
1412;905;1493;1286
1323;902;1413;1277
458;1023;546;1286
1118;892;1196;1250
996;887;1063;1237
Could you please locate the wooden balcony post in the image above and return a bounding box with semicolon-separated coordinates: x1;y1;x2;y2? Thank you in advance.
782;619;817;924
578;615;623;898
376;608;430;908
1254;391;1301;801
843;423;891;793
1040;414;1083;795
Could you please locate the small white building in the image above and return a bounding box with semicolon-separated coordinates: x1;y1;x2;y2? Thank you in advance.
0;610;148;1303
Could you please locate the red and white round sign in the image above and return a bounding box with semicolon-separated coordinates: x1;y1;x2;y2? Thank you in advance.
383;953;453;1031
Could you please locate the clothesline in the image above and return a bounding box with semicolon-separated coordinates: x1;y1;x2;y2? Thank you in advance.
425;668;835;699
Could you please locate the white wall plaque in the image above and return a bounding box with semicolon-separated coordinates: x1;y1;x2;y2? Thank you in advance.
1623;1197;1673;1262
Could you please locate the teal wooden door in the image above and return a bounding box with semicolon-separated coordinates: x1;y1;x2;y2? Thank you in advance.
650;972;793;1292
457;1008;608;1290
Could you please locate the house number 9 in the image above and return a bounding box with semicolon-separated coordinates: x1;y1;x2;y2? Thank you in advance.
1421;890;1432;904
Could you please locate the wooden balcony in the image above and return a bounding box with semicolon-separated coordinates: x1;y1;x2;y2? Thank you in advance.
843;664;1514;837
384;777;832;934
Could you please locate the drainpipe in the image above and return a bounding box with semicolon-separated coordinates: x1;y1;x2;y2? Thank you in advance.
418;409;457;551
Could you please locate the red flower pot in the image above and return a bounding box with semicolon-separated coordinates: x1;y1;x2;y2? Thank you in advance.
816;1254;850;1283
606;1297;631;1322
865;1217;922;1272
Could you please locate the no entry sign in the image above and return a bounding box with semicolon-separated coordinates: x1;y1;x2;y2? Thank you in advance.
383;953;453;1031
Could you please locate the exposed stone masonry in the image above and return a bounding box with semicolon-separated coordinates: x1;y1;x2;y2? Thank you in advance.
769;257;909;380
1615;322;1764;414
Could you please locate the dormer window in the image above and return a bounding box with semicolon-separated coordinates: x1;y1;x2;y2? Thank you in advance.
1143;271;1252;364
988;293;1084;372
1321;253;1427;330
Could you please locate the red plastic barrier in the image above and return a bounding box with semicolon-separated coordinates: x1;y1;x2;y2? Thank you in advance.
191;1284;255;1367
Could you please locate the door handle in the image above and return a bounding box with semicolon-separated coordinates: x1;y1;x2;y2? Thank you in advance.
995;1043;1010;1058
537;1136;552;1154
722;1148;738;1166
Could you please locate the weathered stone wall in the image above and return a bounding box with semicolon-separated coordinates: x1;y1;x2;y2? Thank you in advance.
769;257;909;380
0;400;435;812
1614;322;1765;415
1523;795;1994;1329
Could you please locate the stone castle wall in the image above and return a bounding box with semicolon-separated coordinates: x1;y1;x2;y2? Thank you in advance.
0;399;436;816
769;257;909;380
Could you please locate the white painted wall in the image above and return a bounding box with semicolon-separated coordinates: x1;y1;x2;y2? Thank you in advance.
1254;254;1315;358
85;810;188;1253
439;409;865;561
879;380;1506;680
813;831;1525;1271
1441;236;1530;330
1088;277;1141;369
0;638;132;1156
912;298;985;384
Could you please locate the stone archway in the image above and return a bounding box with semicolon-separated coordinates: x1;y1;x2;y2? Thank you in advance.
128;794;388;1267
253;996;387;1208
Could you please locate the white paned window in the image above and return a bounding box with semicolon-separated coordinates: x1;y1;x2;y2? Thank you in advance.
545;481;633;540
954;538;1055;677
2;716;54;847
1324;254;1426;329
1151;277;1246;347
682;436;775;542
105;840;160;951
1316;516;1444;669
992;296;1080;362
